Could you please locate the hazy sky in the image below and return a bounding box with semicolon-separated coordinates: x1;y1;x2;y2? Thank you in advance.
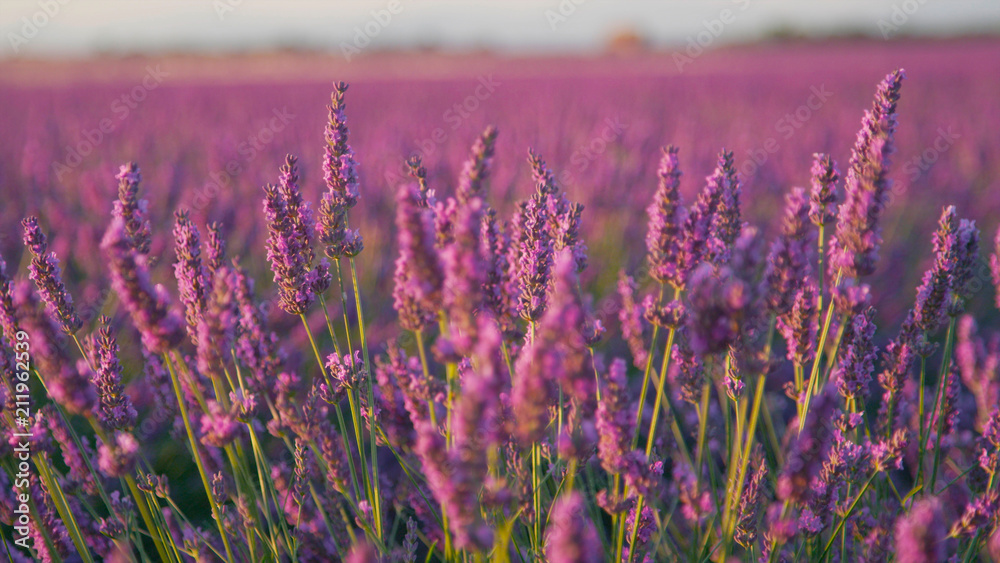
3;0;999;58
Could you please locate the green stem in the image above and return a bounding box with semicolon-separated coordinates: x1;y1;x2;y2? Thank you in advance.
164;354;235;563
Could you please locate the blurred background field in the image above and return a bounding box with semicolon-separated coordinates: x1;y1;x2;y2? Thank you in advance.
3;38;999;351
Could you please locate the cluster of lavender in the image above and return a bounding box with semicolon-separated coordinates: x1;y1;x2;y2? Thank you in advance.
1;70;999;563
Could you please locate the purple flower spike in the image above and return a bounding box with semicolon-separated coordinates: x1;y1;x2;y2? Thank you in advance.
263;155;322;316
596;358;633;475
617;271;648;369
102;218;185;354
512;150;558;321
735;446;767;548
456;125;498;204
22;216;82;334
94;317;137;432
319;81;364;259
835;307;878;403
808;153;839;227
708;149;742;265
676;150;728;283
646;145;687;288
441;197;487;355
481;208;516;334
172;209;210;344
766;187;814;316
392;183;444;332
777;282;817;369
829;69;905;279
545;492;603;563
113;162;152;254
0;255;18;341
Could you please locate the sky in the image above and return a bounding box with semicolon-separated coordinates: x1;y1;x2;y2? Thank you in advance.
2;0;999;59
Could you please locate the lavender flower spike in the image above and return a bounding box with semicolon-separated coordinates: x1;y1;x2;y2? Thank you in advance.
456;125;498;204
596;358;633;475
319;81;364;258
172;209;210;343
392;183;444;332
646;145;687;288
835;307;878;403
263;155;323;315
22;216;82;334
113;162;152;254
546;492;603;563
676;149;728;282
765;187;813;316
102;218;185;353
808;153;839;227
514;150;556;321
829;69;905;279
94;317;137;431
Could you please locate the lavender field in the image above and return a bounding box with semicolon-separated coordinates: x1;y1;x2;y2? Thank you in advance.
1;39;1000;561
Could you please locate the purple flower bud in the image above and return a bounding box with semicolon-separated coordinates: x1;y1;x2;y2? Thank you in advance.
22;216;82;334
808;153;839;227
113;162;152;254
456;125;498;204
735;446;767;548
93;317;137;431
777;282;817;369
766;187;814;315
835;307;878;403
263;155;322;315
596;358;633;475
646;145;687;288
173;209;210;344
